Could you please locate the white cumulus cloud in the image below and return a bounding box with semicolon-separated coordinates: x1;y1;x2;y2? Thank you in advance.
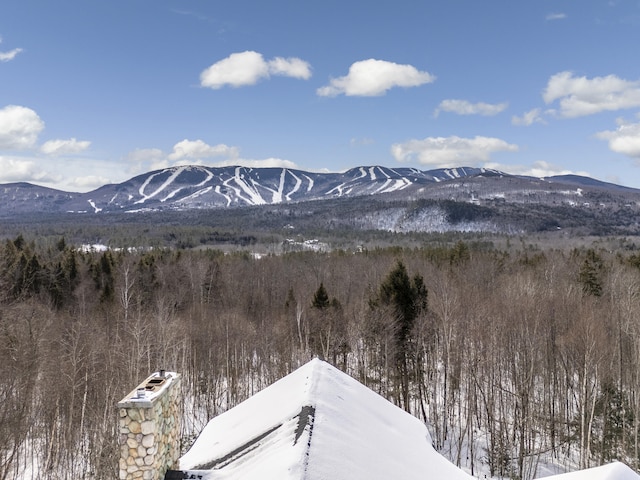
596;118;640;158
543;71;640;117
126;148;166;175
435;99;507;117
317;59;435;97
267;56;312;79
66;175;111;191
127;140;300;173
391;135;518;167
200;51;311;89
0;105;45;149
209;157;299;169
168;139;239;162
0;156;56;183
512;108;545;126
41;138;91;155
126;148;165;164
484;160;586;178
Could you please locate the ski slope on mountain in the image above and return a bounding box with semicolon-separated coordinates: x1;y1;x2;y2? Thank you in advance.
57;165;502;213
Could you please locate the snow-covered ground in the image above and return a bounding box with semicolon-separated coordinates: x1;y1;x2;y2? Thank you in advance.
176;360;640;480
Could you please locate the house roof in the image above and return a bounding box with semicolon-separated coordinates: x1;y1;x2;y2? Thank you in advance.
169;358;473;480
539;462;639;480
167;359;640;480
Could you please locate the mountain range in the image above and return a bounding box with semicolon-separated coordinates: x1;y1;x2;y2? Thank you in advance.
1;165;637;213
2;165;640;236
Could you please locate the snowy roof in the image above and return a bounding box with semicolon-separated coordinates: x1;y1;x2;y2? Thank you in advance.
540;462;639;480
173;358;473;480
170;360;639;480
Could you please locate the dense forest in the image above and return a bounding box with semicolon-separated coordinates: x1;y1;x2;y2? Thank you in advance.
2;234;640;479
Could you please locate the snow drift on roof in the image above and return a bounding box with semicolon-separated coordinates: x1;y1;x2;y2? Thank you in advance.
541;462;639;480
177;358;474;480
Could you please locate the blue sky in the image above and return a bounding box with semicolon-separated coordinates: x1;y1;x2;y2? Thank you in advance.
1;1;640;192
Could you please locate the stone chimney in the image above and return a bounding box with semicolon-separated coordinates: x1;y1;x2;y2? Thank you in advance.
117;371;182;480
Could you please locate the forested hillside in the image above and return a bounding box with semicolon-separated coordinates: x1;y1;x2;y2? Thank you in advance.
2;236;640;479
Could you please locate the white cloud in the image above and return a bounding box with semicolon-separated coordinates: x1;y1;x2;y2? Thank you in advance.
201;51;268;89
209;157;298;169
268;57;312;80
391;135;518;167
512;108;545;126
126;147;165;164
543;71;640;117
0;154;119;192
0;157;38;181
41;138;91;155
200;51;311;89
596;118;640;158
66;175;111;191
168;139;239;161
484;160;586;178
0;47;23;62
435;99;507;117
125;140;295;173
546;13;567;21
0;36;23;62
317;59;435;97
0;156;56;183
0;105;45;149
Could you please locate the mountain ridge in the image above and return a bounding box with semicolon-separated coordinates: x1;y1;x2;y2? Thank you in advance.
3;165;640;237
2;165;634;216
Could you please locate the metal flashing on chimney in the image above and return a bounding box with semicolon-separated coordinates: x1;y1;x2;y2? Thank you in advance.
118;371;175;408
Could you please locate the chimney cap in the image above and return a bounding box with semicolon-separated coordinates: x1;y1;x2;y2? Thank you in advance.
117;371;180;408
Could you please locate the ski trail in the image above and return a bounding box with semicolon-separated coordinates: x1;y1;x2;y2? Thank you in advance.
271;169;286;203
178;186;213;203
303;174;314;192
195;168;214;187
87;199;102;213
162;188;183;202
327;168;367;196
135;167;185;204
214;186;232;207
231;167;266;205
222;177;250;204
285;169;303;201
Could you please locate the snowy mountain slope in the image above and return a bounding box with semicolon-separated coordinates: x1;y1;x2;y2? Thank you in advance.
0;182;79;214
2;165;640;237
67;165;498;213
0;166;502;215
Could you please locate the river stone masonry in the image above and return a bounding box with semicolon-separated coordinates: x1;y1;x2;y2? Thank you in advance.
117;371;182;480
